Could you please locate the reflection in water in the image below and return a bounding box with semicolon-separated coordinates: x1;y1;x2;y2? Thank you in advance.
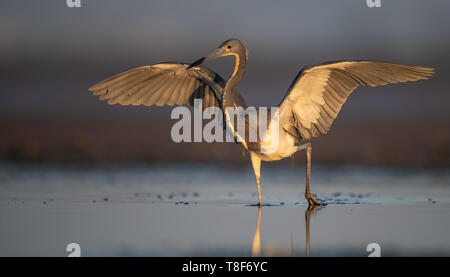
251;204;325;257
251;207;262;256
305;204;321;256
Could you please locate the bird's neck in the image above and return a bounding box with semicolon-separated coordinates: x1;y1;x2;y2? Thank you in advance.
223;51;246;109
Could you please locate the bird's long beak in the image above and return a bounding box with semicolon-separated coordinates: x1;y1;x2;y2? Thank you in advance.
187;49;223;69
186;57;207;69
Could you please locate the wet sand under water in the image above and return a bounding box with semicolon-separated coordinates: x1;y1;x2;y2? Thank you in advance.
0;162;449;256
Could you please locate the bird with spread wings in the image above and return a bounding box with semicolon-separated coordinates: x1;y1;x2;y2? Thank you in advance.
89;39;434;206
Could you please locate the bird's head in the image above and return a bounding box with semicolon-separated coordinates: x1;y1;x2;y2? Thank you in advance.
187;38;248;69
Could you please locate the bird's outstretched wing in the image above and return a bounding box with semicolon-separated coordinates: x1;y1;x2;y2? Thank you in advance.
89;62;246;110
278;60;435;141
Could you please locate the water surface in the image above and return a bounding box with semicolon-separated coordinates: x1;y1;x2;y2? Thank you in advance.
0;163;449;256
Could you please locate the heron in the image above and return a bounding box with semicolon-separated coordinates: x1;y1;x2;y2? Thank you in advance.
89;38;435;206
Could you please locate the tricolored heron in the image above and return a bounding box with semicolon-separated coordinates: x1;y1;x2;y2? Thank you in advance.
89;38;435;206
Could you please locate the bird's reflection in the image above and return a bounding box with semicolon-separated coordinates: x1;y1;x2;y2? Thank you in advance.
305;204;321;256
251;204;324;257
251;207;262;257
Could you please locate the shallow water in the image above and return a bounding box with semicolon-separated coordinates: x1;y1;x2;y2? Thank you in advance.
0;162;449;256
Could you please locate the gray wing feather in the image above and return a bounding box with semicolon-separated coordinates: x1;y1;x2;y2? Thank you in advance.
89;62;244;111
278;60;435;141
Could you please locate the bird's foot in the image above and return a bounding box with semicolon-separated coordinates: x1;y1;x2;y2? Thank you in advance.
305;193;327;206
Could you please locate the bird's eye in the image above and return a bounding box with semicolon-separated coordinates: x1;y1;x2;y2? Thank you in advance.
227;45;232;49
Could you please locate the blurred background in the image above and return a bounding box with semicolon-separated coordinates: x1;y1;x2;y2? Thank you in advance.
1;0;449;166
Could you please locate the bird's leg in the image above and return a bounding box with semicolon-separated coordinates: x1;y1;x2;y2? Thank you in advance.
297;142;325;206
250;152;263;206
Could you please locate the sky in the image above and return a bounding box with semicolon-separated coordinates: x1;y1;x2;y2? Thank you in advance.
1;0;449;122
